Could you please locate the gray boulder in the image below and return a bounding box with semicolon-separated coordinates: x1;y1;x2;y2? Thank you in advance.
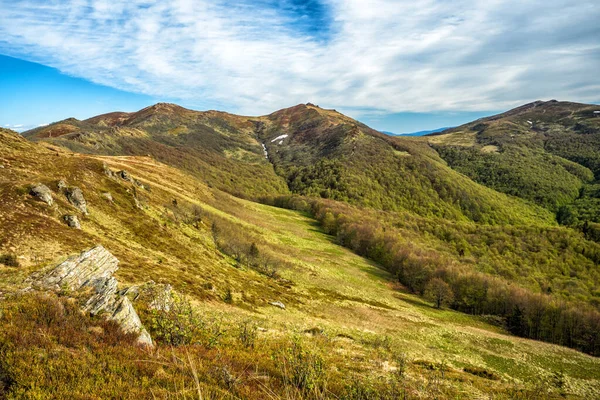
63;214;81;229
103;162;115;178
30;184;53;206
57;180;67;192
102;192;113;202
66;187;88;214
31;245;153;347
269;301;286;310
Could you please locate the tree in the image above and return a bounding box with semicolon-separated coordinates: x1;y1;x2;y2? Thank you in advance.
424;278;454;309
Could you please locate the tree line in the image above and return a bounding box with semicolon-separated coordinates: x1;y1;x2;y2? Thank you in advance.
264;195;600;356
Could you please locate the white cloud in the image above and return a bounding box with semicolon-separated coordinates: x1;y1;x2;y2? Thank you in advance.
0;0;598;115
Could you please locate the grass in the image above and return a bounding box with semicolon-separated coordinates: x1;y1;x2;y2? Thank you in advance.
0;128;599;398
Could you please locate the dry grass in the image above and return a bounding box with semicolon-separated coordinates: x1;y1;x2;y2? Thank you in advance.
0;129;599;398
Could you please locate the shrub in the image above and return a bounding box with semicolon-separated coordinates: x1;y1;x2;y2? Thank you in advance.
237;320;258;349
0;254;19;267
274;337;326;392
149;293;200;346
463;366;499;380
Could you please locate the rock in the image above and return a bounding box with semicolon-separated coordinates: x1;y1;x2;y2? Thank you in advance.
33;245;119;291
111;296;153;347
269;301;286;310
0;164;4;169
102;163;115;178
66;187;88;214
57;180;67;192
85;276;118;315
63;214;81;229
133;196;143;209
30;183;53;206
118;170;133;182
30;245;153;347
133;179;146;190
102;192;113;202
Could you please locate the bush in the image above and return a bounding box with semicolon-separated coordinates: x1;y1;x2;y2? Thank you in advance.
0;254;19;267
237;320;258;349
463;366;499;380
274;337;326;392
149;293;200;346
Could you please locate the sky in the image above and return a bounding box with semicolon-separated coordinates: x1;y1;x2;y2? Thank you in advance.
0;0;598;134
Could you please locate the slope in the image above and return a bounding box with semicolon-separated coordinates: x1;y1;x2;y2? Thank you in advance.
256;103;553;225
1;128;599;398
24;103;290;199
428;100;600;212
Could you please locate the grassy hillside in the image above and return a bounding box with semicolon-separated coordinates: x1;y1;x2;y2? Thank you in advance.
2;128;599;398
428;100;600;213
24;103;290;199
256;104;554;225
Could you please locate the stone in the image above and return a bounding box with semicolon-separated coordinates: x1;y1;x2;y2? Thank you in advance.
30;183;53;206
102;163;115;178
102;192;113;202
66;187;88;214
33;245;119;291
111;296;153;346
118;170;133;182
57;180;67;192
269;301;286;310
63;214;81;229
30;245;153;347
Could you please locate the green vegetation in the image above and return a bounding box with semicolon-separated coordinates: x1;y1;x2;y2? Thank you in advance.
433;145;591;211
2;101;600;398
271;196;600;356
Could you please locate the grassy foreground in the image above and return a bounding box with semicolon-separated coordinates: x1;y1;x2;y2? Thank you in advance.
0;130;599;398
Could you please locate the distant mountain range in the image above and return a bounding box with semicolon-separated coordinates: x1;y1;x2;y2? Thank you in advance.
382;127;450;136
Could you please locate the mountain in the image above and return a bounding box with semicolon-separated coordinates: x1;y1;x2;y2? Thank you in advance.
24;103;290;199
27;103;552;224
2;101;600;398
383;127;449;136
427;100;600;232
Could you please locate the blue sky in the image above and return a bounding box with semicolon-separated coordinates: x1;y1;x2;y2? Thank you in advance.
1;0;598;133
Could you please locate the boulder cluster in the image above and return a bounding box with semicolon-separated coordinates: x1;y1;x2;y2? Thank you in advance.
28;245;155;347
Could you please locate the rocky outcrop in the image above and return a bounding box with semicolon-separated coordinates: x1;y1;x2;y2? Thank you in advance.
30;184;53;205
66;187;88;214
63;214;81;229
30;245;153;347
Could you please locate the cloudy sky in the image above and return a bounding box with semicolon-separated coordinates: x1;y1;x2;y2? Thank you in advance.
0;0;598;133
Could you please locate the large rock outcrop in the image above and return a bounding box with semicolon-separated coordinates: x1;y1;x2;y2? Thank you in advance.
30;245;153;347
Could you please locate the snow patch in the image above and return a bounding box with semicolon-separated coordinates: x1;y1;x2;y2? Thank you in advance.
594;111;600;114
261;143;268;158
270;134;288;143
